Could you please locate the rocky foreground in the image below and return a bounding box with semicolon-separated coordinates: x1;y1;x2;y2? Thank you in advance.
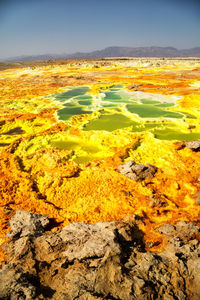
0;210;200;300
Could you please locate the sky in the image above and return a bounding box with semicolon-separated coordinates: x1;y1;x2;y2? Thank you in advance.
0;0;200;60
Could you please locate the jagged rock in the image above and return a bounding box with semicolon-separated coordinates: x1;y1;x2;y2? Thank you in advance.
187;258;200;298
156;221;200;241
117;160;157;181
155;224;175;235
0;211;200;299
7;209;49;238
0;265;37;299
185;141;200;152
60;221;119;262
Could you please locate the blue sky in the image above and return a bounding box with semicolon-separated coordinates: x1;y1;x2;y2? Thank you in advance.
0;0;199;59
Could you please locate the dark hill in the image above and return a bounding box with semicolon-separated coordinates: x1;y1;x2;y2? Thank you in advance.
2;46;200;62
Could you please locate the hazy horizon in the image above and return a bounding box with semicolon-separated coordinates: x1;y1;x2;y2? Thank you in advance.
0;0;200;60
2;45;200;61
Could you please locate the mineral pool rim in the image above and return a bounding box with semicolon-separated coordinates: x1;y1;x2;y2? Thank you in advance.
47;85;200;141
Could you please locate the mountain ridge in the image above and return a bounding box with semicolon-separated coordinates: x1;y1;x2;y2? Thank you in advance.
2;46;200;62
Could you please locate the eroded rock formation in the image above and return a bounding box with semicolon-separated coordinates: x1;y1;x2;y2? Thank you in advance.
0;210;200;299
117;160;157;181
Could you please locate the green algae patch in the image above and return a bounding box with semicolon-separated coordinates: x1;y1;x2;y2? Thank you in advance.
126;103;184;119
76;95;93;100
154;128;200;141
140;99;161;105
131;122;160;133
51;138;109;163
101;103;119;108
57;106;91;121
104;91;130;103
55;86;90;102
155;103;175;108
104;92;122;101
77;99;93;106
83;113;138;132
51;140;100;153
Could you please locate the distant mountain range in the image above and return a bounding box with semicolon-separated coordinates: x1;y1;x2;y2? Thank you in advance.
2;46;200;62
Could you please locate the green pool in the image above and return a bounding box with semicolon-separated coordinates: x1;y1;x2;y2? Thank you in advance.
52;85;198;140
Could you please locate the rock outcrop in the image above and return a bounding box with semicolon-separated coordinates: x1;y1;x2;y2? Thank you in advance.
0;210;200;299
117;160;157;181
7;209;49;239
185;141;200;152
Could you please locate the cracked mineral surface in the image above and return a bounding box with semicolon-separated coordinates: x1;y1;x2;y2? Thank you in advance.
0;210;200;299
